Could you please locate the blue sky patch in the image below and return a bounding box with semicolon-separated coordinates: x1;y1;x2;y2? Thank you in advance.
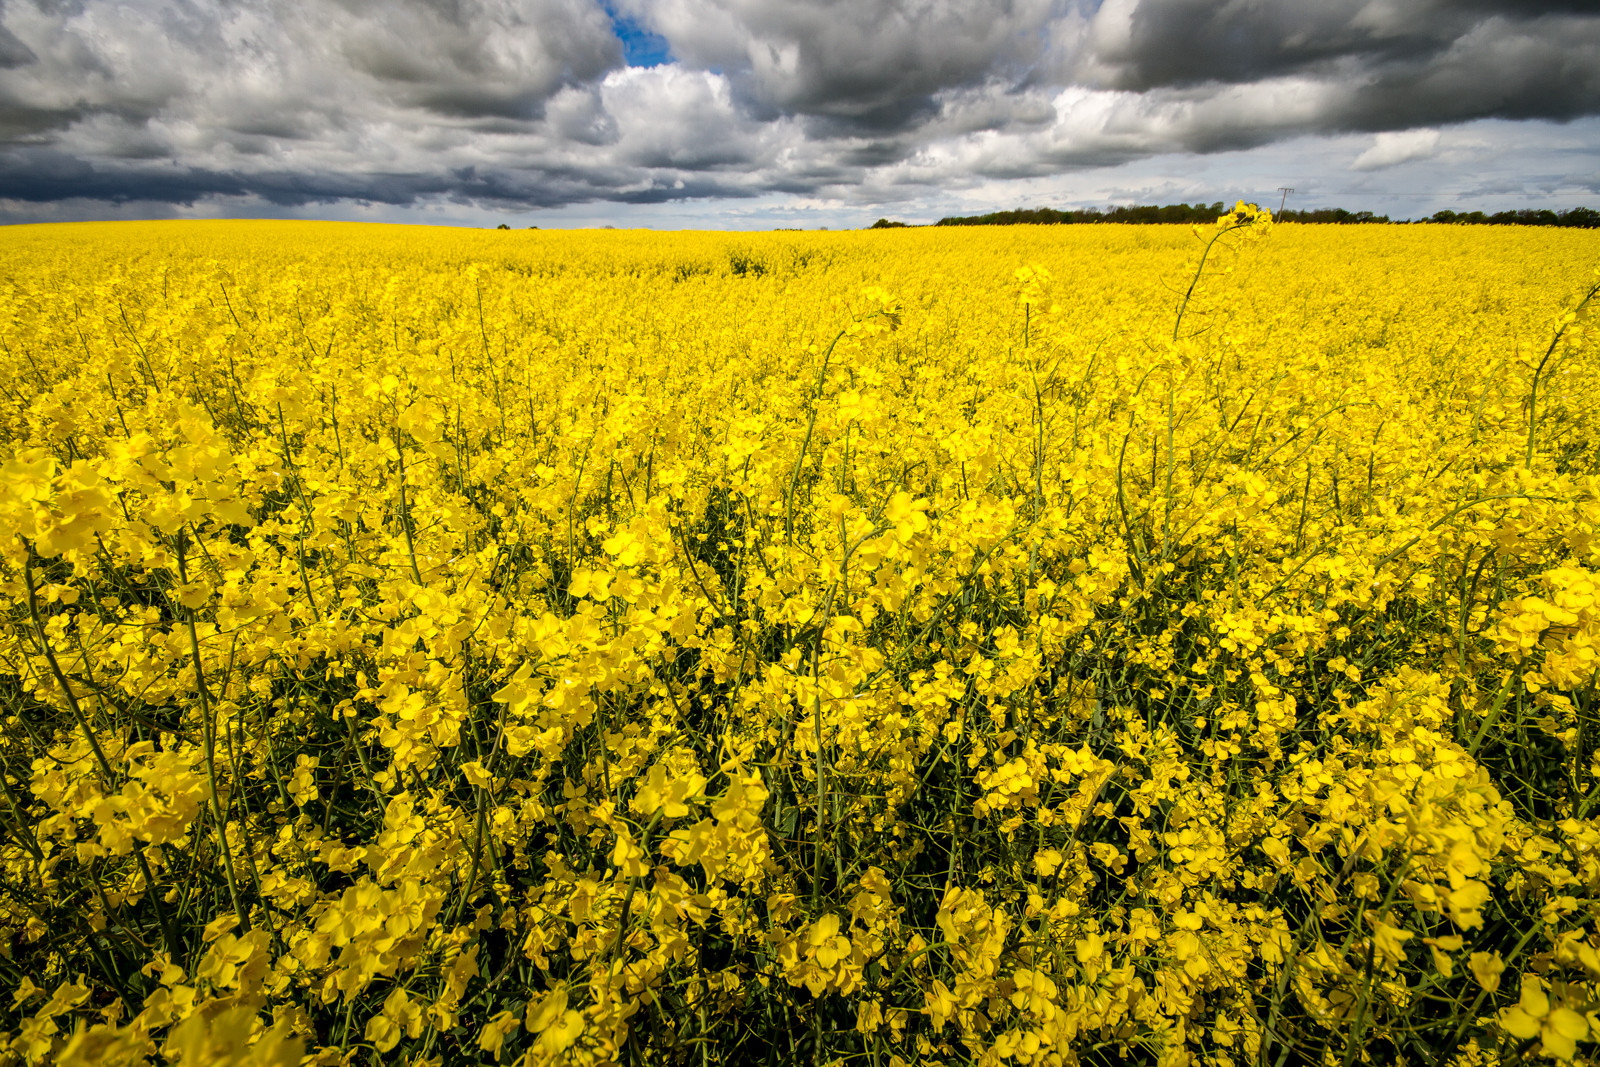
604;5;672;68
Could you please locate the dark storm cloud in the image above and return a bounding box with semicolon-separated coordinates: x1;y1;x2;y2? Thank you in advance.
332;0;623;119
1334;15;1600;129
1082;0;1600;126
0;0;1595;215
614;0;1060;130
1090;0;1456;91
0;151;765;210
0;21;34;68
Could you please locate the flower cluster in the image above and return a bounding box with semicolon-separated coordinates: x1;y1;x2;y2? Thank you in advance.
1;217;1598;1065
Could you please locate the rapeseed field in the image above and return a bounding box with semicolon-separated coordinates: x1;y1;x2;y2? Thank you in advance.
2;213;1599;1066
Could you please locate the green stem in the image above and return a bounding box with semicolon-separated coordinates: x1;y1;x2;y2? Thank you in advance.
785;327;849;546
176;533;250;934
22;547;182;958
608;811;664;962
395;432;424;585
1526;279;1600;466
1174;220;1251;341
810;581;839;912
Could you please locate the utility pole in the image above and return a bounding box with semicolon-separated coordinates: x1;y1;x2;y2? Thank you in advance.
1277;187;1294;215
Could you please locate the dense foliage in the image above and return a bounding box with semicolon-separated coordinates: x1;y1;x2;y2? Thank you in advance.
923;205;1600;228
2;212;1599;1067
1425;210;1600;229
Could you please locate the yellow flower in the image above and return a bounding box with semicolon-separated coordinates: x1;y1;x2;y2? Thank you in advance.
925;978;957;1032
538;1010;584;1055
1015;264;1052;307
526;987;569;1033
477;1009;521;1062
1500;977;1589;1060
460;760;492;788
610;829;648;878
1217;200;1273;233
632;762;705;819
1365;911;1413;969
9;214;1600;1067
165;1006;302;1066
1423;934;1464;977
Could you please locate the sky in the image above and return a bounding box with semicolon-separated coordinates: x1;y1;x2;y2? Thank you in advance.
0;0;1597;229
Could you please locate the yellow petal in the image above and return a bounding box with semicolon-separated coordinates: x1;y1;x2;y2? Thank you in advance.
540;1010;584;1053
807;913;841;948
1468;952;1504;993
1542;1027;1579;1061
1548;1007;1589;1041
1501;1006;1542;1040
1520;979;1551;1018
527;987;569;1033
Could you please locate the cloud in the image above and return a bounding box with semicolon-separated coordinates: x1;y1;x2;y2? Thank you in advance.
1351;127;1440;169
0;19;32;69
0;0;1595;218
1077;0;1600;115
0;0;625;138
613;0;1062;128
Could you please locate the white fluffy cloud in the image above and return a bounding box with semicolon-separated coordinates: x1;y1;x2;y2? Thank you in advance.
1351;128;1441;170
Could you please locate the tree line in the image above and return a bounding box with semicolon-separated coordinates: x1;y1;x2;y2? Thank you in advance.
866;203;1600;228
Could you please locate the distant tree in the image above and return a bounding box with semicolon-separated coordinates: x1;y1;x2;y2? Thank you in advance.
870;218;909;228
914;200;1593;228
496;223;510;230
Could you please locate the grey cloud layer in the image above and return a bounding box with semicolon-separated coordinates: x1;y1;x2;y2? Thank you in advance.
615;0;1059;127
1082;0;1600;130
0;0;1596;212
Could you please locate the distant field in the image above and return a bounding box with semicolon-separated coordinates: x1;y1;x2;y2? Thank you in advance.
2;218;1599;1066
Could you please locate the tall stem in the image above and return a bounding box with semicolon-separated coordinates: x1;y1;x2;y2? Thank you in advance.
1526;279;1600;466
785;328;848;546
23;550;181;957
809;582;838;912
396;434;424;584
176;534;250;933
1174;222;1249;341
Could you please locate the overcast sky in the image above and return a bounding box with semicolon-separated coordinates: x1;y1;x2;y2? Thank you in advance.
1;0;1597;228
